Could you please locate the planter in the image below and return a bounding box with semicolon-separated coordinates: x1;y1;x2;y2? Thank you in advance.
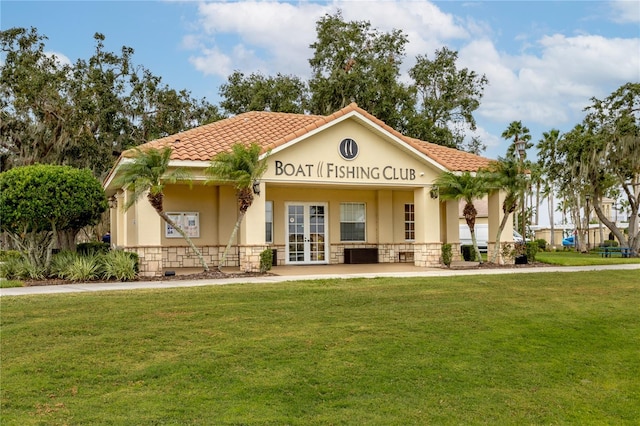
515;255;528;265
461;245;475;261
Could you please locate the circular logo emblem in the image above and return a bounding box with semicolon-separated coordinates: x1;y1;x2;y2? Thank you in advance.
339;138;358;160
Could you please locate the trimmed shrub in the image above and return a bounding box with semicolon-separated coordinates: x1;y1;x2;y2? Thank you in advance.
102;250;137;281
260;248;273;273
525;241;539;263
441;243;452;268
602;240;619;247
535;239;547;251
77;242;110;255
461;245;476;262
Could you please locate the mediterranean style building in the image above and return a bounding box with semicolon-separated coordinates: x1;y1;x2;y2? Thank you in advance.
104;103;516;276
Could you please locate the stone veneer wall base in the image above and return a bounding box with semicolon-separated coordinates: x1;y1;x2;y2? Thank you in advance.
239;245;270;272
412;243;444;268
131;241;474;276
486;242;516;265
130;245;220;277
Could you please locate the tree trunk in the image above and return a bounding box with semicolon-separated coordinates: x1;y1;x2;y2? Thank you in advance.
218;210;246;272
57;229;79;251
7;227;55;270
158;211;210;272
145;191;209;272
535;182;540;225
469;228;483;264
548;193;555;248
489;211;513;264
593;200;638;257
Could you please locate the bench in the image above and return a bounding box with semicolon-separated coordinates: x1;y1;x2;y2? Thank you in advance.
597;247;631;258
344;248;378;264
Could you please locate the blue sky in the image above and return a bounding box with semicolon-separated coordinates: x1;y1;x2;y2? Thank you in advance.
3;0;640;161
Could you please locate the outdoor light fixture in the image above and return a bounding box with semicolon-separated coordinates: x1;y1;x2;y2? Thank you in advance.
108;195;117;209
252;180;261;196
515;139;526;159
430;185;439;199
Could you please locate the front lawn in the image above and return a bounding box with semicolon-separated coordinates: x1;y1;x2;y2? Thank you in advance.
1;271;639;424
536;250;640;266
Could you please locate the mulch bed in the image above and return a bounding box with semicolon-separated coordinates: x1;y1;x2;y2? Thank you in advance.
475;261;552;269
22;270;271;287
20;262;551;287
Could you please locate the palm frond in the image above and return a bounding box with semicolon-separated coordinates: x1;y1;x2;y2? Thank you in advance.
434;171;488;204
112;147;191;211
207;143;269;191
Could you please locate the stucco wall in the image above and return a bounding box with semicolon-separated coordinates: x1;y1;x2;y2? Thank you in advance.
263;120;443;186
265;186;426;246
162;184;219;246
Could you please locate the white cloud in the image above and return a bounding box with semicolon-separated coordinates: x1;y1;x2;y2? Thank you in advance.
468;125;502;151
189;46;233;77
186;0;471;78
462;33;639;129
184;0;639;158
337;0;468;55
609;0;640;24
188;1;325;78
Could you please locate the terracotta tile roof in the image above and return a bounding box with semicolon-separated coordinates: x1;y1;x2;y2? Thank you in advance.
125;110;326;161
126;103;493;172
407;138;493;172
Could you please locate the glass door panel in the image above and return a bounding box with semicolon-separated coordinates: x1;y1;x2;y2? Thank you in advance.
286;203;328;264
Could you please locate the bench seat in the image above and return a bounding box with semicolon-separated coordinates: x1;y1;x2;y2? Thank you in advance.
596;247;630;258
344;248;378;264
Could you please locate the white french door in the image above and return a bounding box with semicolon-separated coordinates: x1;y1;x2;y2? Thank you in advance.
285;203;328;264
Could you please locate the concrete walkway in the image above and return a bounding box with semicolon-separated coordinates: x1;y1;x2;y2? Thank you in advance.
1;263;639;297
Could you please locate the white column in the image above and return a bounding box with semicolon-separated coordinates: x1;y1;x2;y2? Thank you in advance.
377;190;393;243
241;183;266;245
135;191;161;246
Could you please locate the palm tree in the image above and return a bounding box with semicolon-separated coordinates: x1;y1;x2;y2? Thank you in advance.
434;171;489;263
537;129;561;247
502;121;532;240
206;143;269;272
483;158;527;264
501;121;532;158
114;146;210;272
528;162;543;226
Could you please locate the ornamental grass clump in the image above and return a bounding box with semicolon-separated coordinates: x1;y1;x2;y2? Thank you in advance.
102;250;137;281
0;257;23;280
65;253;102;281
0;257;45;280
49;250;78;279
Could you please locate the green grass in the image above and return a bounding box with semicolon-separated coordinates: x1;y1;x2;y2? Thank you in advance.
537;250;640;266
2;271;639;425
0;279;23;288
